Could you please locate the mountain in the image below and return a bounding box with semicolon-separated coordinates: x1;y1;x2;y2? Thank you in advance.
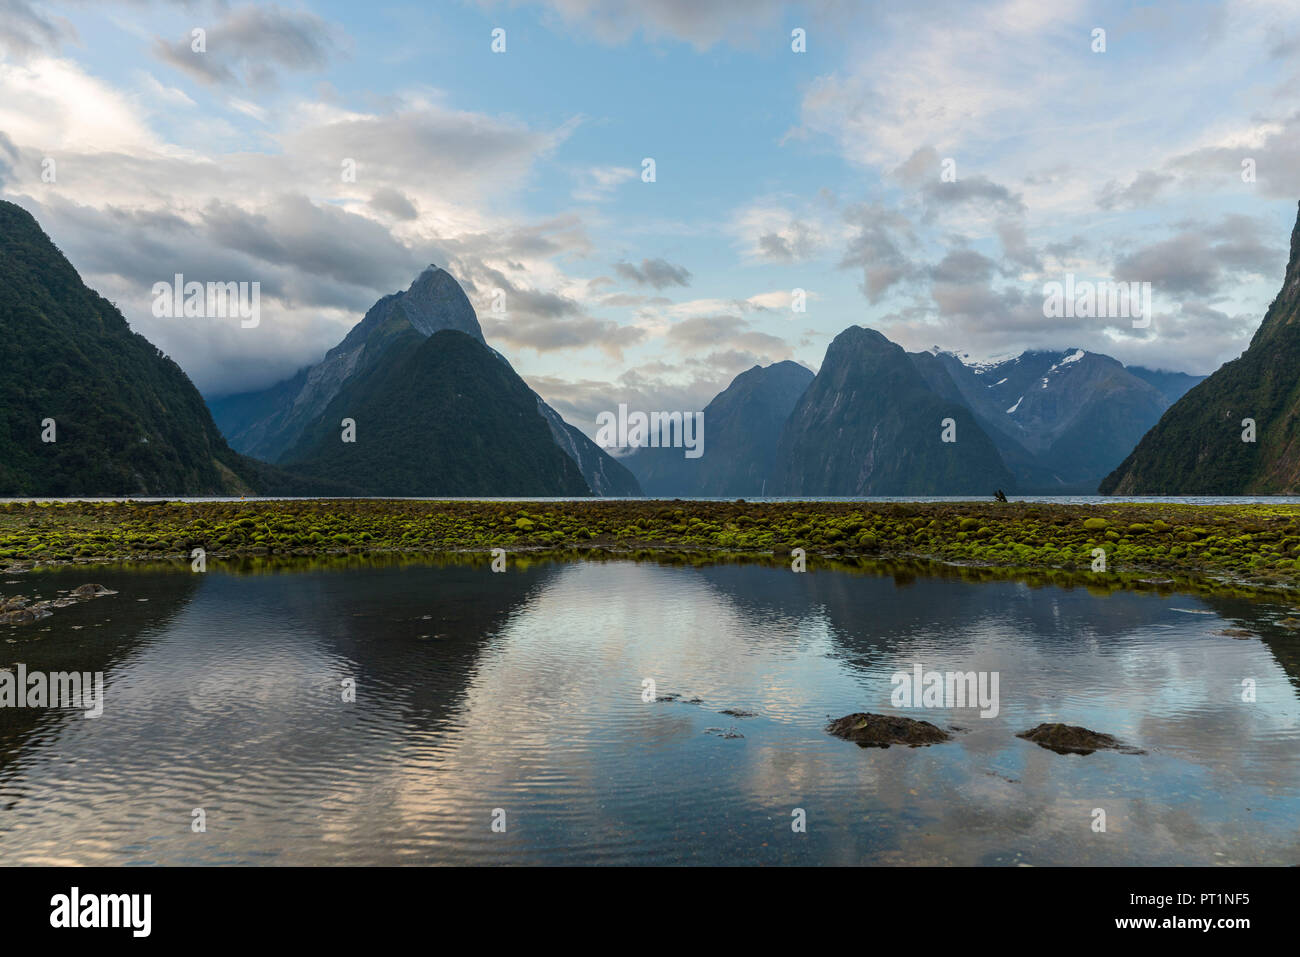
208;266;487;464
0;199;261;496
1125;366;1206;406
770;326;1014;495
913;348;1203;492
1101;202;1300;494
626;360;813;496
279;319;591;496
208;266;640;496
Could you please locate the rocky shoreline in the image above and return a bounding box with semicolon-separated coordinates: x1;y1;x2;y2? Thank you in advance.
4;499;1300;598
0;583;117;624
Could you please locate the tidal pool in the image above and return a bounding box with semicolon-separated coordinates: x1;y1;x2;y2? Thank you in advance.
1;557;1297;865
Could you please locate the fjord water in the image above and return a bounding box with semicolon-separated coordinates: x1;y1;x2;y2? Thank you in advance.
1;559;1298;866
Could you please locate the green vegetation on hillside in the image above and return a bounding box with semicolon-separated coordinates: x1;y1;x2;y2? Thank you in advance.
0;200;254;495
1102;201;1300;494
281;326;592;496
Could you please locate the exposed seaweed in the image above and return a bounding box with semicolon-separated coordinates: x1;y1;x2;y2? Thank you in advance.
5;499;1300;598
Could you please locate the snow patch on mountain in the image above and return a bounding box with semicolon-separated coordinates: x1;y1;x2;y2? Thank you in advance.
1046;349;1086;375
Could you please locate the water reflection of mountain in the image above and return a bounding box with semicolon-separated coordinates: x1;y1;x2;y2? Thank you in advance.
1194;594;1300;692
225;557;564;735
691;561;1182;661
0;566;201;768
689;560;1300;795
3;557;1297;866
2;557;559;792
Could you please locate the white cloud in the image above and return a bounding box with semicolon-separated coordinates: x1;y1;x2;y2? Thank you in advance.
0;52;602;394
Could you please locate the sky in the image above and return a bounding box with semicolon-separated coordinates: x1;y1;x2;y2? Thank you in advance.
3;0;1300;440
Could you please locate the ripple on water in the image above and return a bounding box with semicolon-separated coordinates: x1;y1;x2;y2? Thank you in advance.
0;559;1298;865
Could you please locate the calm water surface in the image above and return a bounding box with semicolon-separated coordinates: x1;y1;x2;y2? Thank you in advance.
1;558;1298;865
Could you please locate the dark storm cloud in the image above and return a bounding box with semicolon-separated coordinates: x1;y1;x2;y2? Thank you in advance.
197;195;423;293
664;314;791;360
484;313;645;358
758;232;794;260
613;257;692;289
891;147;1027;219
463;264;644;359
0;0;74;57
920;175;1025;217
1097;170;1175;210
1167;111;1300;199
839;202;922;302
996;218;1041;271
152;5;341;88
368;187;418;221
472;266;582;319
1113;215;1281;298
755;220;823;262
16;192;417;315
928;248;998;285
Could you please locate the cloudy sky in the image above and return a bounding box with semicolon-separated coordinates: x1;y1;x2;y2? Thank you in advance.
4;0;1300;437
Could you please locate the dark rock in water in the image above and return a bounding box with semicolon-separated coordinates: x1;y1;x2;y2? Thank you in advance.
703;726;744;739
1219;628;1253;639
1;584;116;626
719;708;756;718
1017;723;1144;755
72;584;115;597
826;712;952;748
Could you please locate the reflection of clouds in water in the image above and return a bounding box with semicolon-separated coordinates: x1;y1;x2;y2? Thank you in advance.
385;563;836;840
463;562;833;720
4;560;1300;865
688;564;1300;863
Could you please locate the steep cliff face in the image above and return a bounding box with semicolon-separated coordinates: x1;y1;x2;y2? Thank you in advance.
279;320;592;497
913;348;1198;492
770;326;1013;495
208;265;640;495
0;200;257;496
209;266;485;463
537;402;640;496
627;360;813;496
1102;202;1300;494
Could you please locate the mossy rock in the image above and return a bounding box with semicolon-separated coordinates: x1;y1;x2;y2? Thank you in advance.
826;712;952;749
1017;723;1144;755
